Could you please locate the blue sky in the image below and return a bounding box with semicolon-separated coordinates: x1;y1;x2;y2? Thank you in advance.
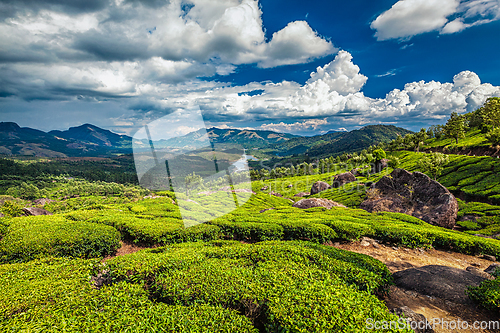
0;0;499;136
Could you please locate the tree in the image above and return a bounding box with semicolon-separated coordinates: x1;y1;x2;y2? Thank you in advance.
480;97;500;130
412;128;428;152
403;133;414;150
184;172;203;196
485;127;500;145
444;112;466;144
372;149;386;161
417;152;449;180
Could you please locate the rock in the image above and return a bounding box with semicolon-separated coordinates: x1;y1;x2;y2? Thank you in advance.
466;266;495;280
91;270;111;289
484;263;500;275
361;237;381;248
292;198;346;210
360;169;458;229
22;207;53;216
219;186;232;191
259;208;275;213
391;306;434;333
372;158;389;174
269;191;283;197
32;198;55;206
393;265;486;303
287;184;293;188
260;186;269;191
294;192;310;197
470;262;481;267
331;172;356;188
310;181;330;195
457;214;478;222
482;254;496;261
350;168;361;176
360;240;370;247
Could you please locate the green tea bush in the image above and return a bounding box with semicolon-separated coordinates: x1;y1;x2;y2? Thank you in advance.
211;221;284;241
467;278;500;312
0;215;120;262
279;221;337;243
103;241;407;332
0;200;23;217
0;257;257;332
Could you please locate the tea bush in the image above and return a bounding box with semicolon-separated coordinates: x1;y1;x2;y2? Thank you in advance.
467;278;500;312
0;215;120;262
103;241;408;332
0;257;257;332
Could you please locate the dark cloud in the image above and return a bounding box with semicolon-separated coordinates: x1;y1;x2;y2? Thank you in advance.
123;0;170;9
0;0;110;17
72;30;150;61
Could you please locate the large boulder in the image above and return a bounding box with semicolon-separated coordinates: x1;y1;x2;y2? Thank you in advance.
293;198;346;210
310;181;330;195
360;168;458;228
331;172;356;188
393;265;486;304
22;207;53;216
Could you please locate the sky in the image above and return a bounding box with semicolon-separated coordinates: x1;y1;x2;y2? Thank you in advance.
1;0;500;136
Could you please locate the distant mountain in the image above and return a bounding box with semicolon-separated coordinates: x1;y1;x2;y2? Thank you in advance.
49;124;131;149
145;127;298;150
305;125;413;157
263;125;413;158
0;122;412;159
0;122;132;157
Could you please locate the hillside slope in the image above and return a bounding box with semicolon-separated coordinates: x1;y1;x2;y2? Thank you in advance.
262;125;412;158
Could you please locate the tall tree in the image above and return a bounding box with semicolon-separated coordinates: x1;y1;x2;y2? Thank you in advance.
444;112;466;144
480;97;500;130
412;128;428;152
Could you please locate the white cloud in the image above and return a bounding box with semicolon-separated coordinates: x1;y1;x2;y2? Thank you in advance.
259;118;328;133
104;51;499;133
371;0;459;40
259;21;337;68
441;18;467;34
306;51;367;95
371;0;500;40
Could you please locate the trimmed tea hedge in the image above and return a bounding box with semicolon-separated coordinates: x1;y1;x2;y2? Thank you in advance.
0;257;257;332
102;240;408;332
0;215;120;262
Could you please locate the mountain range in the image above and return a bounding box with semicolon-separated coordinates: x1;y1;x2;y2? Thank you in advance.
0;122;412;159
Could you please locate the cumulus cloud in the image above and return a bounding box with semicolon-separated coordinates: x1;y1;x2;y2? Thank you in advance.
0;0;335;68
259;21;336;68
371;0;459;40
259;118;328;133
371;0;500;40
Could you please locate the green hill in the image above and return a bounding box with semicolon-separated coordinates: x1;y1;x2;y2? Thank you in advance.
261;125;412;159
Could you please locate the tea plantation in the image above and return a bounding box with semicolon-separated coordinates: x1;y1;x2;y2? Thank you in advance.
1;155;500;330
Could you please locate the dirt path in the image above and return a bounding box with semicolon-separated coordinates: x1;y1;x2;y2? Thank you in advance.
102;240;148;261
334;241;499;333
